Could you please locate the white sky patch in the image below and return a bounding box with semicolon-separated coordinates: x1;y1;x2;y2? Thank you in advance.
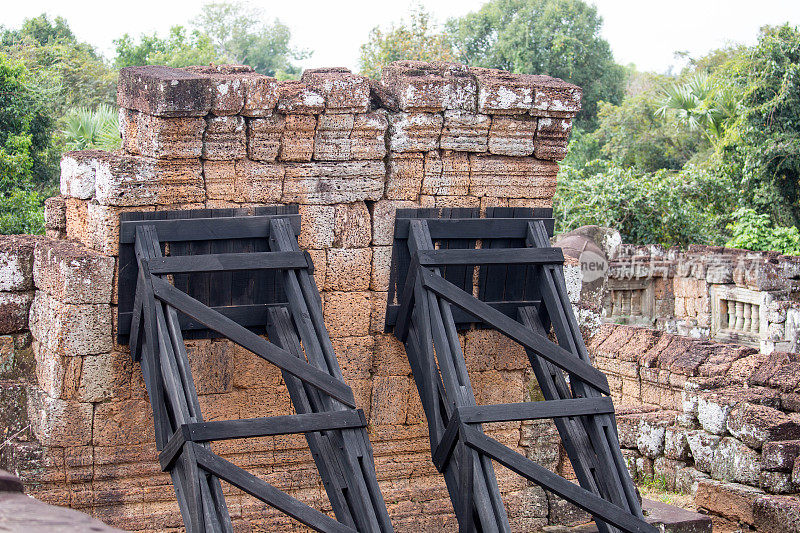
3;0;800;74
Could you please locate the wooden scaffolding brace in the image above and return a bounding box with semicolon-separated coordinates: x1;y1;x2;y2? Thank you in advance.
385;208;656;533
119;207;394;533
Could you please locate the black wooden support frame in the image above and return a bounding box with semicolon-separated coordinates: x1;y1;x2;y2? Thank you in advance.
124;208;393;533
385;208;656;533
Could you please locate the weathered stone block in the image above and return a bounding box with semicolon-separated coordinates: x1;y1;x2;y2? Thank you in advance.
371;374;409;425
33;240;114;304
333;202;371;248
763;440;800;471
0;292;33;334
387;113;443;152
282;161;384;204
474;68;534;115
94;153;205;206
694;479;764;525
382;61;477;113
727;403;800;450
469;155;558;198
85;204;155;256
760;470;795;494
60;151;102;199
530;75;582;117
121;110;205;159
710;436;761;485
29;292;112;357
534;117;573;161
351;112;388;160
422;151;470;196
664;425;691;460
118;65;212;117
313;114;354;161
44;196;67;234
247;115;284;161
439;111;490;152
386;153;423;200
371;199;420;246
203;160;236;199
487;116;536;156
301;68;371;114
275;81;325;114
371;246;392;292
187;339;234;395
233;160;283;203
92;399;155;446
331;335;374;382
0;236;36;292
240;73;279;117
27;390;93;446
203;115;246;160
754;495;800;533
323;291;371;338
325;248;371;291
184;65;248;115
686;430;722;473
298;205;335;249
637;412;673;459
278;114;317;162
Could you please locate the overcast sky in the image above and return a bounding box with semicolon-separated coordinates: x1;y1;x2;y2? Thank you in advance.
4;0;800;74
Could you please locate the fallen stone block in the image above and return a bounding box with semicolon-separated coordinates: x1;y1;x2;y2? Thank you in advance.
694;478;764;525
117;65;212;117
686;430;722;473
727;402;800;450
301;68;371;114
753;495;800;533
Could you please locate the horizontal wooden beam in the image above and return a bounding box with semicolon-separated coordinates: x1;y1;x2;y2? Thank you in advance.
145;251;309;274
457;397;615;424
416;248;564;267
193;444;357;533
187;410;367;442
419;268;610;394
119;214;301;243
462;426;656;533
394;218;555;240
150;277;356;407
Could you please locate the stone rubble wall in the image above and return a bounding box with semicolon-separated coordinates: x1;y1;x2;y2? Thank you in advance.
4;61;586;531
602;244;800;353
589;323;800;532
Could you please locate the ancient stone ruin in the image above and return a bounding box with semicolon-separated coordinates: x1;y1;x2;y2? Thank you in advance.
0;61;592;531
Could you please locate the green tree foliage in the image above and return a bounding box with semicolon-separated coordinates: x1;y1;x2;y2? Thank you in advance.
1;14;116;115
447;0;625;129
716;24;800;227
114;26;221;69
0;54;54;234
359;6;456;79
62;104;121;151
193;2;308;78
726;208;800;255
554;161;737;247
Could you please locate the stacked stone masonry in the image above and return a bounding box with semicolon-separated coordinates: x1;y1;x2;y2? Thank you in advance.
589;322;800;532
602;244;800;354
0;62;591;531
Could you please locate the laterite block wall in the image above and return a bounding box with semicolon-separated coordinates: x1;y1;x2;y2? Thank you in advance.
1;61;583;531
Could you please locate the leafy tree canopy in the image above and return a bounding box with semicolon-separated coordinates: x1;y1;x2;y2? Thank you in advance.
447;0;626;129
359;6;456;79
726;208;800;255
193;2;309;78
114;26;221;69
715;24;800;227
